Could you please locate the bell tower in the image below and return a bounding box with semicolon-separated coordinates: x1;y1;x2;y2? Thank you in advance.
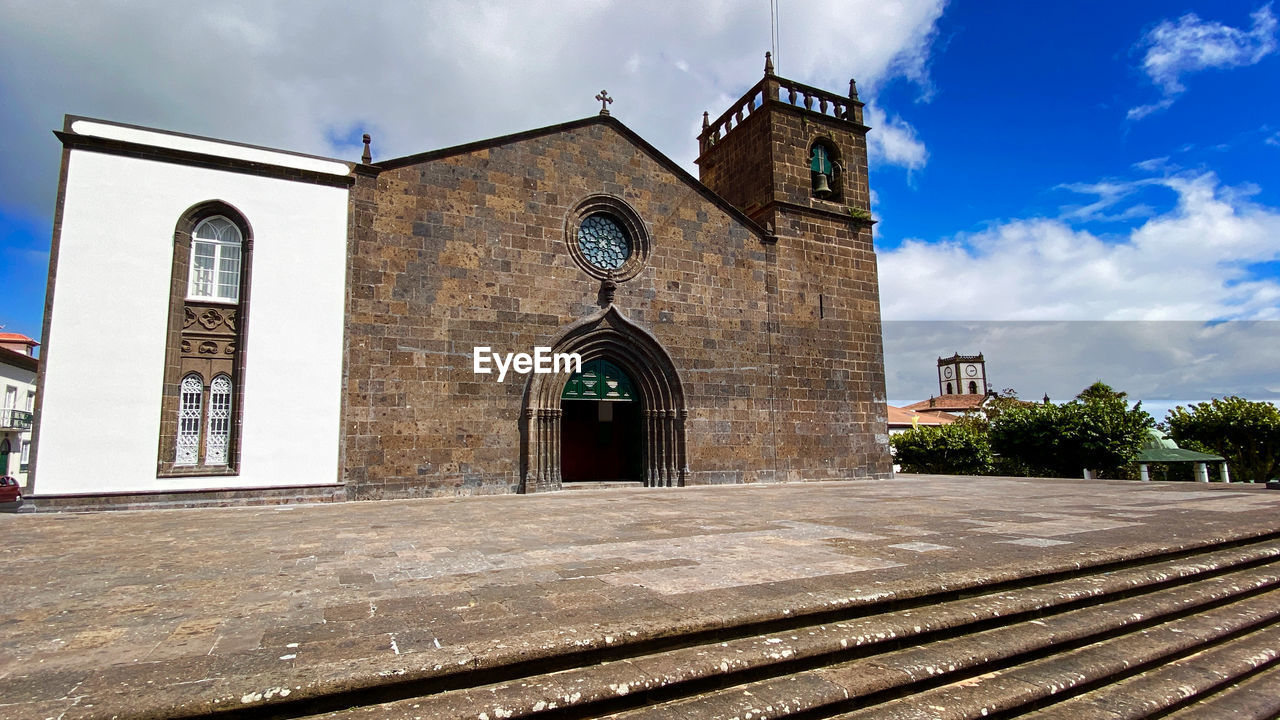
938;353;988;396
696;52;870;232
694;54;891;481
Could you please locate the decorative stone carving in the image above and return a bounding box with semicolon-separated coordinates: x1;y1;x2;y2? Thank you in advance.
198;340;219;355
199;309;223;330
183;307;197;328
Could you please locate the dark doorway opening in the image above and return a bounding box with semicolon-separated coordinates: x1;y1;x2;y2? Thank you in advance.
559;358;643;483
560;400;642;482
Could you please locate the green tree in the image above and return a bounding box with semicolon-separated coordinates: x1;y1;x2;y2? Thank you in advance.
1164;397;1280;483
990;383;1153;478
890;418;994;475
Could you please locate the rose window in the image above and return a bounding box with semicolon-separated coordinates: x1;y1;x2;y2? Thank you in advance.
577;214;631;271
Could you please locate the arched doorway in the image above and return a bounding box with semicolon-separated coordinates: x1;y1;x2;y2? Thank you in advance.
521;306;687;492
560;359;643;483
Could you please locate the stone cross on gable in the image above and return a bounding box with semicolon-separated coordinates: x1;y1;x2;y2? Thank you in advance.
595;90;613;116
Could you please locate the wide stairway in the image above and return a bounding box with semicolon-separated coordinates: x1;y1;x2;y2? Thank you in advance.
236;532;1280;720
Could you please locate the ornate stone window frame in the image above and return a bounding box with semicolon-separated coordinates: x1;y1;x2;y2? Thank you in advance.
157;200;252;478
565;194;650;282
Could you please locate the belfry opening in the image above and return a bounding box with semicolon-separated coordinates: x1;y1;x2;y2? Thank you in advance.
560;359;643;483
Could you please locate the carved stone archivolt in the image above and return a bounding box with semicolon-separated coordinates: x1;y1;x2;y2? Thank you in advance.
521;305;688;492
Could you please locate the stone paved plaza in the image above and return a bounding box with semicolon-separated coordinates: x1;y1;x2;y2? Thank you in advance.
2;476;1279;719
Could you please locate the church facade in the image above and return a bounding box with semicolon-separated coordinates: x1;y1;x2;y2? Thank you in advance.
31;58;892;504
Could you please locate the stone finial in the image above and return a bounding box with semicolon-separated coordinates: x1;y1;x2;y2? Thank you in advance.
361;133;372;164
595;90;613;116
848;79;859;100
702;111;709;130
764;51;775;75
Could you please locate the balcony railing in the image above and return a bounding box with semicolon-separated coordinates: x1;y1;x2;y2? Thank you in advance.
0;409;33;431
699;71;865;155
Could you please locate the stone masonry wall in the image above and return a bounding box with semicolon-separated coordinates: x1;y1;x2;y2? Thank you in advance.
344;120;787;498
698;97;891;483
762;107;890;481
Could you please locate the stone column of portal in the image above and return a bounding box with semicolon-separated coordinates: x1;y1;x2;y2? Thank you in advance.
540;409;552;491
551;409;562;486
523;408;538;491
676;408;689;486
1140;464;1150;482
662;410;675;487
653;410;666;487
534;409;545;491
644;409;657;487
1220;463;1230;483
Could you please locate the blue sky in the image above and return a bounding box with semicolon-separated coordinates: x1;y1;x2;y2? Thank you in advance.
873;1;1280;247
1;1;1278;416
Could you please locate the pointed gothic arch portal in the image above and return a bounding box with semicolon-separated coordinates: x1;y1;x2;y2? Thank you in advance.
521;306;687;492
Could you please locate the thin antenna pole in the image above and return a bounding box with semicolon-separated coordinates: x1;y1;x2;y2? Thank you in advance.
770;0;780;73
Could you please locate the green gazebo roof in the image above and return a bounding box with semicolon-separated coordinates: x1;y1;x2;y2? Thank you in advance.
1136;429;1223;463
1136;447;1225;463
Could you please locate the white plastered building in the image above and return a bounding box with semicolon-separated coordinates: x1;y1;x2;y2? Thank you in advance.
31;117;352;500
1;334;39;486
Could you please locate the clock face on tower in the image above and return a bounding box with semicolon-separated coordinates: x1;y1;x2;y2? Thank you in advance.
943;366;953;379
966;365;978;377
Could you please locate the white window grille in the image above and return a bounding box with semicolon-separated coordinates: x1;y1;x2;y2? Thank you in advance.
205;375;233;466
20;440;30;466
26;390;34;412
176;374;203;466
188;217;242;302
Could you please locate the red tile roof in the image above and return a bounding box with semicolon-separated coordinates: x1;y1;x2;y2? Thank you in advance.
887;404;957;427
0;332;38;346
901;394;988;413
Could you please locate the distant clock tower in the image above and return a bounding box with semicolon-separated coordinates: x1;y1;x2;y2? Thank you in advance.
938;353;987;396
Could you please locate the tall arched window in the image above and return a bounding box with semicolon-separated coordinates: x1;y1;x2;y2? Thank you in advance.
189;217;243;302
158;201;251;477
176;374;204;466
205;374;233;465
968;380;978;395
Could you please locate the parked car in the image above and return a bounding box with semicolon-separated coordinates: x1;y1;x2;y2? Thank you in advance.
0;475;22;509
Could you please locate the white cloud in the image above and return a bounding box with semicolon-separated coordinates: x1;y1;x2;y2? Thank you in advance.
879;171;1280;322
0;0;948;218
1128;4;1278;120
865;105;929;172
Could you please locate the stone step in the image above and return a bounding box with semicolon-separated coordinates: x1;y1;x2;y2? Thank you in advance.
610;566;1280;720
1160;656;1280;720
1019;621;1280;719
832;590;1280;720
561;481;647;490
300;536;1280;720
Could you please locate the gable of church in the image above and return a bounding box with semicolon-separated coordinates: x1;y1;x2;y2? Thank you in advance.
344;119;781;497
